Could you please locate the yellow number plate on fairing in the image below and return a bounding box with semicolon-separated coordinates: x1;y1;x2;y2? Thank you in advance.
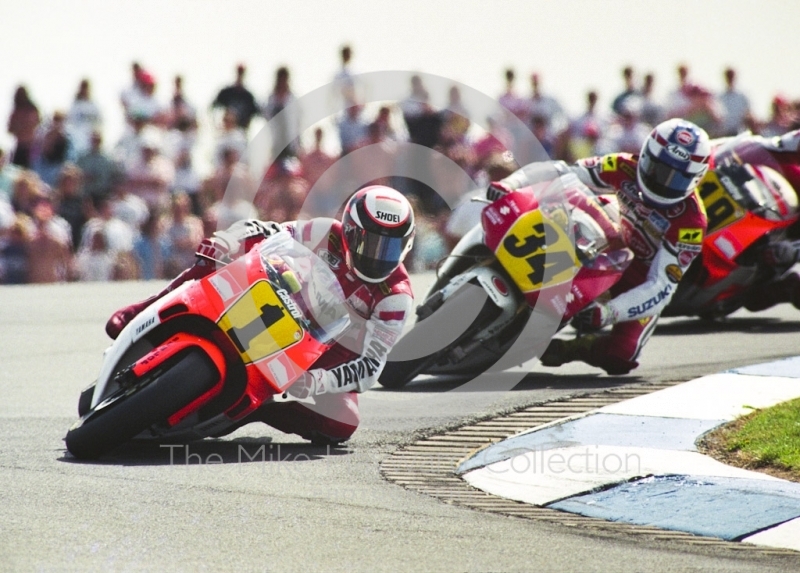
495;209;581;294
217;281;303;364
697;170;746;234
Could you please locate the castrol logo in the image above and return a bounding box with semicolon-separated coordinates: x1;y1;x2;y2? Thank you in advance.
675;130;695;146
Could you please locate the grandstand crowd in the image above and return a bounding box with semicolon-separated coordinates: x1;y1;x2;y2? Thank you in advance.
2;46;799;284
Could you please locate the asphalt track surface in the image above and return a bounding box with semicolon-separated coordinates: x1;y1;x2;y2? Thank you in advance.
2;276;800;572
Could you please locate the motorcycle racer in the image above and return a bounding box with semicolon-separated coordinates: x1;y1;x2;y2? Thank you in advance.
716;129;800;311
106;185;415;444
488;118;711;374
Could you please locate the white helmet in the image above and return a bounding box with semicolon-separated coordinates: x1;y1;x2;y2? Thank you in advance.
341;186;415;283
637;118;711;206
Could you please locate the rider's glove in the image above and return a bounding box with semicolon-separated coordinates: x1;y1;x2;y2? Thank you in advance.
761;241;800;266
196;220;283;263
573;302;615;331
486;181;513;202
287;369;328;399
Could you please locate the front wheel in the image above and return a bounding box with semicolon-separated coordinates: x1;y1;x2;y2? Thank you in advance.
65;348;220;459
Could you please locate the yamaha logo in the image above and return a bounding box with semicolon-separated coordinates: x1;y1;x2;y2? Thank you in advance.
375;210;401;223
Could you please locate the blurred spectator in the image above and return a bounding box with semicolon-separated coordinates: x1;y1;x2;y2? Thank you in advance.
202;148;257;233
529;72;567;136
79;196;136;276
596;97;650;155
54;163;87;250
370;106;397;141
442;85;470;141
124;127;174;210
337;103;368;155
129;71;165;125
171;147;202;214
400;75;442;148
33;111;76;187
214;108;248;167
665;63;692;119
163;191;204;276
67;79;102;157
263;66;300;159
110;178;149;232
255;158;308;222
611;66;637;116
11;170;47;216
114;112;150;171
559;90;605;161
165;75;198;133
165;75;198;160
133;212;166;280
27;196;72;283
499;68;531;126
333;44;357;104
7;86;41;168
300;127;339;217
717;68;752;136
77;130;122;201
121;62;145;123
761;95;797;137
0;214;31;284
640;73;664;126
472;115;513;168
353;121;398;190
75;226;116;281
0;148;22;203
212;64;259;130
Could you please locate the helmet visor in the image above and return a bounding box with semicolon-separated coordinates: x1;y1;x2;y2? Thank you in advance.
639;149;697;202
345;224;409;281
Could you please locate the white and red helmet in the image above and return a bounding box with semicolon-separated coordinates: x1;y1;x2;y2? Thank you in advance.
341;185;415;282
637;118;711;206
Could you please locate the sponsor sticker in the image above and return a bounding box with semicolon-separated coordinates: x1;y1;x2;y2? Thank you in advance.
678;250;695;267
665;203;686;218
601;154;618;172
666;144;691;162
676;130;695;146
675;242;702;253
665;264;684;283
318;248;341;269
678;228;703;244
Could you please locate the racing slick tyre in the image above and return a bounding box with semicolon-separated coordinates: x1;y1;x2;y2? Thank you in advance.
378;282;503;388
65;348;220;459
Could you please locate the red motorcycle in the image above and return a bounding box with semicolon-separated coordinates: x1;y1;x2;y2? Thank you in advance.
378;165;633;388
66;233;350;459
663;133;800;318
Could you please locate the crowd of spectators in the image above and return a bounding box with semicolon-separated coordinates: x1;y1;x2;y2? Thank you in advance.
2;51;799;284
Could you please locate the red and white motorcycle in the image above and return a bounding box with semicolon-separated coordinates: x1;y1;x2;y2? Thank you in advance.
66;233;350;459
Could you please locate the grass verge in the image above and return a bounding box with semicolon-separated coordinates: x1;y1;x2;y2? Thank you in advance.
698;397;800;483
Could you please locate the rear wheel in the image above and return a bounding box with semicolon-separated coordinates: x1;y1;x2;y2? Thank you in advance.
65;348;220;459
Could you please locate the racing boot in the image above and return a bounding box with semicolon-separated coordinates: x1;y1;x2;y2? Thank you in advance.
540;335;634;376
743;273;800;312
105;260;214;339
539;335;598;368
